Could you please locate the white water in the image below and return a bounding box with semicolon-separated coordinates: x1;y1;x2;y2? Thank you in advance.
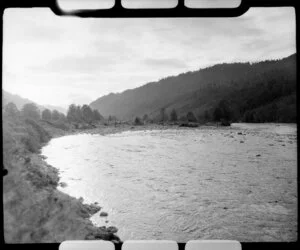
41;124;297;242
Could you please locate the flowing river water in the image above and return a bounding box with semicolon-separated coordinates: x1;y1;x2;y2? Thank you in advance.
41;123;297;242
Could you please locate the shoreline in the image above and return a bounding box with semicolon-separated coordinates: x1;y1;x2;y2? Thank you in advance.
3;120;122;243
6;121;295;242
38;122;239;241
43;122;297;242
37;123;214;241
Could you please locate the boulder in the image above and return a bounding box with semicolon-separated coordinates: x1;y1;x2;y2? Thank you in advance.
100;211;108;217
107;226;118;233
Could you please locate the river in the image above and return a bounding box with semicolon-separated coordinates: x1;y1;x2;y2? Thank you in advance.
41;123;297;242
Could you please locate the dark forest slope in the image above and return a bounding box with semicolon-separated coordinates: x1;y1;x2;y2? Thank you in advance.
90;54;296;122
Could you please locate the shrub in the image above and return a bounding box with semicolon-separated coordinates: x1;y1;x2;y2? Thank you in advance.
134;117;143;125
186;112;197;122
25;119;51;143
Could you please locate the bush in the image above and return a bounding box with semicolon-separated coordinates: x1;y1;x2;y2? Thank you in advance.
134;117;143;125
220;119;231;126
187;112;197;122
21;133;40;153
26;162;59;189
25;118;51;143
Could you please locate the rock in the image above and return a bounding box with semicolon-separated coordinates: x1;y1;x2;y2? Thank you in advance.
240;141;244;143
237;132;243;135
85;234;96;240
179;122;198;128
107;226;118;233
84;203;101;214
100;211;108;217
60;182;68;188
256;154;261;157
223;207;228;210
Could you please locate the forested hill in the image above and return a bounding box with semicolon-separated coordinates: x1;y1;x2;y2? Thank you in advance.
90;53;296;123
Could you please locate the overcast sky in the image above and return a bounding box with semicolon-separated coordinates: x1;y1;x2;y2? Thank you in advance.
3;7;296;109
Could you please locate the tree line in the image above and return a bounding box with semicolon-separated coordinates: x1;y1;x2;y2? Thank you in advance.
3;102;67;122
133;108;200;125
66;104;103;124
3;102;105;125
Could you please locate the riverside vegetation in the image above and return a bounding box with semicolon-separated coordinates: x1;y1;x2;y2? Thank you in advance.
2;100;231;243
3;103;121;243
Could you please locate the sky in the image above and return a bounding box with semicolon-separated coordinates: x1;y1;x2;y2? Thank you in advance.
2;6;296;109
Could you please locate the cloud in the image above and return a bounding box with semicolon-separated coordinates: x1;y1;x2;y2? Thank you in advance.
32;54;117;74
143;58;188;70
67;93;94;105
2;7;296;107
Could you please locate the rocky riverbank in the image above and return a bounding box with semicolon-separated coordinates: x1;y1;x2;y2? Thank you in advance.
3;117;121;243
3;116;230;243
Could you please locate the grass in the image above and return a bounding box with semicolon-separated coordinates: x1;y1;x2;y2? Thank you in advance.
2;114;120;243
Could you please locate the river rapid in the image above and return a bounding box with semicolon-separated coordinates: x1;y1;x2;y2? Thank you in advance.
41;123;297;242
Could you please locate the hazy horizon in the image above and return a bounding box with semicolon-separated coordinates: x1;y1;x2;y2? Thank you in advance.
3;7;296;109
3;51;295;110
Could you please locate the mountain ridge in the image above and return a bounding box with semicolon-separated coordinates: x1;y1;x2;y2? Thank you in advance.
90;53;296;122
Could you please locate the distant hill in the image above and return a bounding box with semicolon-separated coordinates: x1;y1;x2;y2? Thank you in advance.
2;90;67;114
90;53;296;123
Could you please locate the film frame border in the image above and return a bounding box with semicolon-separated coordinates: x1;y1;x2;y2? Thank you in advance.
0;0;298;250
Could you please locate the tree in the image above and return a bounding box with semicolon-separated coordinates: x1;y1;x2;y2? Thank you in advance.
159;108;168;123
213;100;232;122
213;107;222;122
51;110;60;121
58;112;67;122
142;114;149;123
187;111;197;122
179;115;187;122
93;109;103;122
42;109;52;121
81;105;94;124
134;116;143;125
75;105;83;122
204;110;210;121
21;103;40;120
170;109;178;122
67;104;77;123
4;102;19;117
